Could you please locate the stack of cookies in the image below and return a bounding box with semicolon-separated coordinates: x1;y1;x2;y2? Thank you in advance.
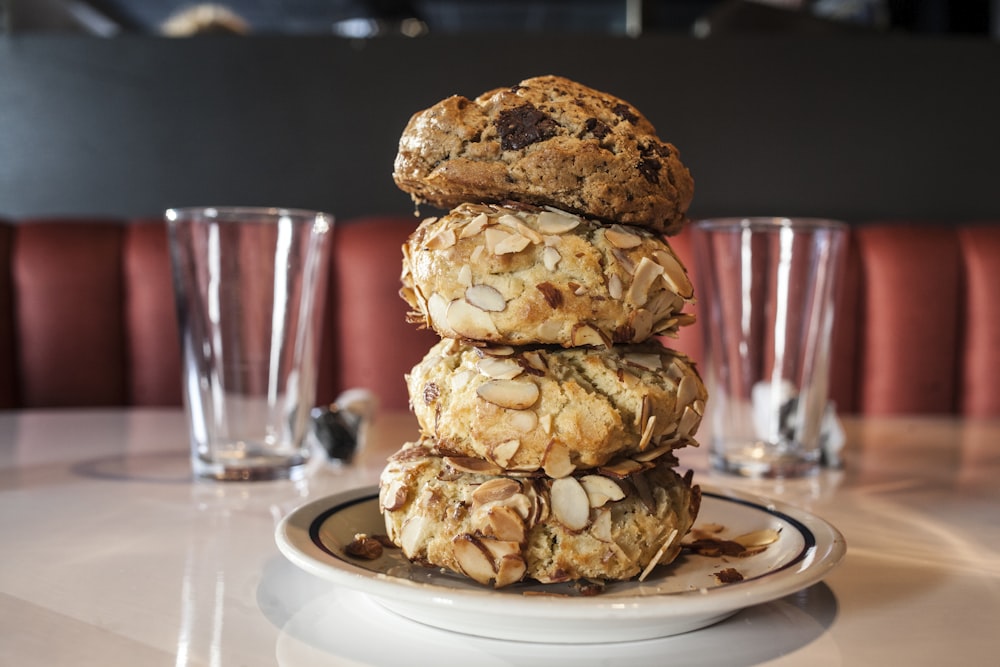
378;75;707;588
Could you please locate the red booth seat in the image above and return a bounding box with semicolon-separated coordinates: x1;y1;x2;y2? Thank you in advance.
1;217;998;416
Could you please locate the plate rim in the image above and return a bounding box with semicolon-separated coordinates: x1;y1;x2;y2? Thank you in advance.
275;483;846;621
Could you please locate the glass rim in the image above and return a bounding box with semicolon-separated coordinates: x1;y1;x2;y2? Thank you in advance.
691;216;848;232
165;206;334;224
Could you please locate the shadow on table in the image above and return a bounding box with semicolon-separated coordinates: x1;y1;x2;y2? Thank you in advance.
258;556;839;666
71;450;193;484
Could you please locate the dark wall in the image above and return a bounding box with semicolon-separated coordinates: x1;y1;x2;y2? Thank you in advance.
1;34;998;223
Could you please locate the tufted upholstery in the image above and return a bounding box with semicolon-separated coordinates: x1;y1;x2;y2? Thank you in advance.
0;216;997;416
0;216;439;412
670;222;1000;417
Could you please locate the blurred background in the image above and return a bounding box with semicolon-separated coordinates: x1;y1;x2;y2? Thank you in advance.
2;0;996;38
2;1;998;223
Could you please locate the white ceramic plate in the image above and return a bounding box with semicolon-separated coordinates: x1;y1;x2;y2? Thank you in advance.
275;485;845;643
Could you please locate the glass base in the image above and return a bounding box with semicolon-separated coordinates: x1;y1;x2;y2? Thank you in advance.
192;452;309;482
710;439;820;479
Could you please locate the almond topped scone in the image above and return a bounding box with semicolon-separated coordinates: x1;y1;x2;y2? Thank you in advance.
406;337;705;473
393;75;694;235
401;202;695;348
379;441;700;587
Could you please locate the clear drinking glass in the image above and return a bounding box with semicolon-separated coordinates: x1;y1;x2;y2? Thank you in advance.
166;206;333;481
691;217;847;478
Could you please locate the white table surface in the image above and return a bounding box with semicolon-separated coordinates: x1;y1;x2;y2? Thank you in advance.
1;408;998;666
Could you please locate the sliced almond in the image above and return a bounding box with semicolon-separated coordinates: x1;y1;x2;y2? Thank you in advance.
625;257;665;307
638;528;678;582
459;212;490;238
496;215;543;244
529;481;550;525
611;248;636;275
472;478;522;505
446;298;499;339
733;528;781;549
487;506;527;543
628;308;654;342
604;225;643;249
677;373;700;408
494;554;527;588
498;492;534;521
678;405;701;438
465;284;506;312
457;264;473;287
665;357;686;382
571;323;610;348
482;345;515;356
542;440;576;479
536;282;563;309
483;227;509;254
452;535;496;585
653;250;694;298
598;457;646;479
623;352;663;372
653;318;679;336
427;293;453;335
423;227;456;250
675;310;697;329
490;439;521;467
608;273;623;300
632;442;674;462
520;350;548;374
536;210;580;234
383;512;398;543
580;474;626;507
591;508;613;542
379;479;408;511
496;214;524;231
480;538;521;561
495;232;532;255
399;515;429;558
476;379;539;410
538;413;553;435
550;477;591;531
645;290;681;321
519;224;544;245
637;394;652;430
476;356;524;380
444;456;502;475
542;245;561;271
637;414;657;451
470;244;486;263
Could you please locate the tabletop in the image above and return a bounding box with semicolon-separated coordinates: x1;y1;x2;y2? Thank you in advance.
1;408;998;666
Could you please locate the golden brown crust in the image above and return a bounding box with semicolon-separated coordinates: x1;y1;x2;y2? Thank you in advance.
393;75;694;234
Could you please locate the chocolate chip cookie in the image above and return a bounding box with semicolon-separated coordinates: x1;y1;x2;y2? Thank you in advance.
393;75;694;235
